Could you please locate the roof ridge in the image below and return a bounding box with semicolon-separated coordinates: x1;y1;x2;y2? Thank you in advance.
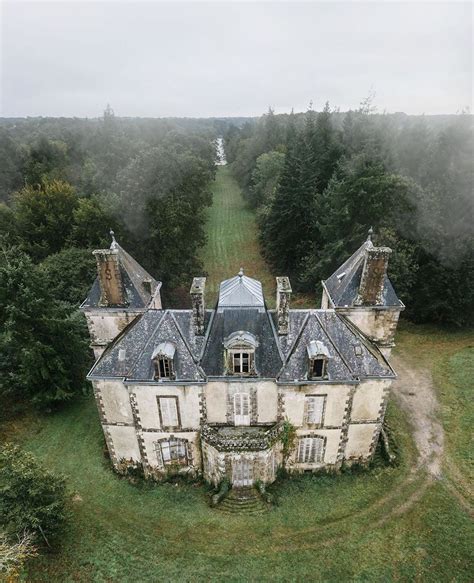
314;311;355;379
276;311;311;380
169;312;207;380
125;310;169;379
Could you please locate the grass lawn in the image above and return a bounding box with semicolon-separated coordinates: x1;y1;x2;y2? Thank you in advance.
5;167;473;581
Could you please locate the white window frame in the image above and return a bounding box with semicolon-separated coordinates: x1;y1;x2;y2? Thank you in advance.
233;392;251;426
156;437;188;467
297;436;325;464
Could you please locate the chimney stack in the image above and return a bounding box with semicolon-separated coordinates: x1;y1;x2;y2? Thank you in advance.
190;277;206;335
93;248;126;307
276;276;292;335
356;247;392;306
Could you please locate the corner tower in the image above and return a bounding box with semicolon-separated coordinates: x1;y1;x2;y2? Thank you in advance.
321;230;404;357
81;231;162;358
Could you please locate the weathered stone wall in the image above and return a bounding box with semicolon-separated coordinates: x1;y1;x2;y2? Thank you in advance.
84;310;143;358
283;384;350;427
337;307;401;350
132;384;202;430
204;381;278;424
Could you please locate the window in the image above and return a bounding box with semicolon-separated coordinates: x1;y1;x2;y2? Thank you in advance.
224;331;258;376
233;352;250;374
306;396;326;425
157;396;180;429
306;341;330;380
234;392;250;425
297;437;325;463
158;437;188;466
312;358;326;378
152;342;176;380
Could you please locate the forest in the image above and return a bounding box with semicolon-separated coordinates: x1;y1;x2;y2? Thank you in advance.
0;105;472;577
225;103;474;327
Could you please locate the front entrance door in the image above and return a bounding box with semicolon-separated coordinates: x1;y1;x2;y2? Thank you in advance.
232;457;253;487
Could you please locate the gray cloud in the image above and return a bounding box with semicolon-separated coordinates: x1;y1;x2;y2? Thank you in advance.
1;1;472;117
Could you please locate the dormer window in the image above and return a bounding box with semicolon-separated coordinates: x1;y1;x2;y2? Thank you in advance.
224;331;258;376
152;342;176;380
307;340;330;380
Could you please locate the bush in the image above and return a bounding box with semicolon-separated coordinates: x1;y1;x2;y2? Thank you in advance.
0;444;67;544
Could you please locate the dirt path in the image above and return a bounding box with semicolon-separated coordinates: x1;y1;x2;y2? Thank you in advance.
391;353;444;478
390;352;473;517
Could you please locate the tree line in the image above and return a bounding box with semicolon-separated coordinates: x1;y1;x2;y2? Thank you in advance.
0;108;219;410
224;103;473;327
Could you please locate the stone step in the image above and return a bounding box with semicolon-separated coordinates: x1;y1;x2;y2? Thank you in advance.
215;486;269;514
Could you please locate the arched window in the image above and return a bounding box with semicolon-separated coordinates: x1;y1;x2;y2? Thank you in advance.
224;331;258;376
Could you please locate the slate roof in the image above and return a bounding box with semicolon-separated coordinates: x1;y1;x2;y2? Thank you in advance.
322;239;402;308
89;306;394;384
80;239;161;311
201;308;282;378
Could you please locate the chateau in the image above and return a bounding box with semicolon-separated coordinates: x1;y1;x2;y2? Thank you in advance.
81;231;403;487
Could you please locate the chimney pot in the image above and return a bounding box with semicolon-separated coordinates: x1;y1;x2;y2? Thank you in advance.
356;247;392;306
93;248;126;307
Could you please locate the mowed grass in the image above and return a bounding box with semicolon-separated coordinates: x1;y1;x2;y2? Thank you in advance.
201;166;277;307
7;168;474;581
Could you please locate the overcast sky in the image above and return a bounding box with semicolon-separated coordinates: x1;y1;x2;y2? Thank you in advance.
1;1;472;117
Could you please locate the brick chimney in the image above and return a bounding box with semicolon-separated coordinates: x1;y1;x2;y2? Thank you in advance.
276;276;292;335
190;277;206;335
93;249;126;307
356;247;392;306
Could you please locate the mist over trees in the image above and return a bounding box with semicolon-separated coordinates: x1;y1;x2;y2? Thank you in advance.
0;108;219;409
224;105;474;326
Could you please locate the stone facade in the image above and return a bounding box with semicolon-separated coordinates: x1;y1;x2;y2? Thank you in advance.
84;234;402;487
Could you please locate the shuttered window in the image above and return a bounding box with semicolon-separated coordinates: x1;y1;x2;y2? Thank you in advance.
158;397;180;429
234;392;250;425
297;437;325;463
306;396;326;425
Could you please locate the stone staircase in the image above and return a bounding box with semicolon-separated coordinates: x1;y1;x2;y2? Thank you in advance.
216;486;269;515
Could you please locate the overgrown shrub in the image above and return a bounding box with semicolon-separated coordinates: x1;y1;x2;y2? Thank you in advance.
0;444;68;545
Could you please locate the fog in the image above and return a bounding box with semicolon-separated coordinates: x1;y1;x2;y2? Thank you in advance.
1;1;472;117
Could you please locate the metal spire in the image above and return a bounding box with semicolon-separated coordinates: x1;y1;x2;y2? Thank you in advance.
238;267;244;278
110;229;117;248
367;227;374;242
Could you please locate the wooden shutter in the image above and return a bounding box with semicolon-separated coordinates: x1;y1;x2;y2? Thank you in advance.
159;397;179;428
234;393;250;426
307;396;326;425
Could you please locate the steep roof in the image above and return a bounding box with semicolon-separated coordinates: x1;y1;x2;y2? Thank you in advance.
201;308;282;378
88;309;210;382
88;305;394;384
81;235;161;311
275;310;394;383
218;270;264;309
322;239;402;308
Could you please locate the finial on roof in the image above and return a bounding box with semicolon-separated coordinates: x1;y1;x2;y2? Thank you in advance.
110;229;117;248
238;267;244;278
367;227;374;242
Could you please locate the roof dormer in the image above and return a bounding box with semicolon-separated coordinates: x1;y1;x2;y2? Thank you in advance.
223;331;258;376
307;340;330;380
